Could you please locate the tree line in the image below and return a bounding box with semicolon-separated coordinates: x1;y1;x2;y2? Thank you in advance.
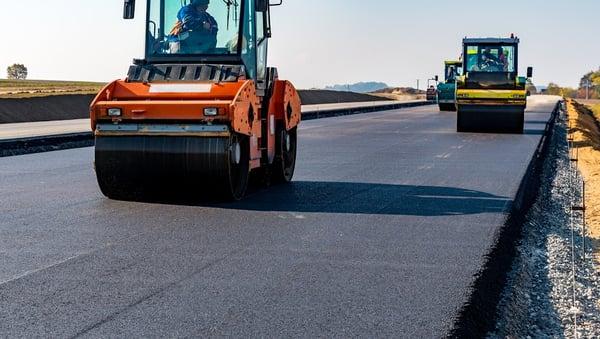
547;68;600;99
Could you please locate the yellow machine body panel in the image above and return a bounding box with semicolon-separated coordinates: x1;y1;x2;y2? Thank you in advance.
456;89;527;105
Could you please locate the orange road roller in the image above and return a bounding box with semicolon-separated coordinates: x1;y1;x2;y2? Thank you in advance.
90;0;301;200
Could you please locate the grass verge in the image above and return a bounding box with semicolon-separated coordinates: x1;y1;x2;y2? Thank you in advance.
0;79;105;98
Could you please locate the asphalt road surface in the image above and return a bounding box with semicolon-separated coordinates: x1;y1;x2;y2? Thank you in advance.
0;118;91;140
0;96;558;337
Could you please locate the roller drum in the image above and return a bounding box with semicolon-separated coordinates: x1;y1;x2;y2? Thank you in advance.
94;136;243;201
457;104;525;134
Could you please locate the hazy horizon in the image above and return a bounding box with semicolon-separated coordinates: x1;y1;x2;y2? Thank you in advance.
1;0;598;89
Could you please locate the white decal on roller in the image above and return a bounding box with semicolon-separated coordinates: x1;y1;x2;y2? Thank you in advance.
149;84;212;93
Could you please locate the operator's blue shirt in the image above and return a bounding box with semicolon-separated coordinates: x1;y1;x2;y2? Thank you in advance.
177;5;218;35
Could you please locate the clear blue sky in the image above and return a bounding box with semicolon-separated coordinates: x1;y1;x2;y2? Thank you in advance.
0;0;598;89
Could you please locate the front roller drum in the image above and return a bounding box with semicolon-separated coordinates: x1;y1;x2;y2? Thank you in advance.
95;133;250;201
457;104;525;134
438;103;456;112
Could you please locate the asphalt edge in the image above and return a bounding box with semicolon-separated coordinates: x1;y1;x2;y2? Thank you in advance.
0;132;94;157
448;100;563;338
0;101;433;158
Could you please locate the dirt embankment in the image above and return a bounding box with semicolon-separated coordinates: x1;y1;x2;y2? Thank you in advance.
567;99;600;261
0;94;96;124
0;90;394;124
370;87;426;101
297;90;389;105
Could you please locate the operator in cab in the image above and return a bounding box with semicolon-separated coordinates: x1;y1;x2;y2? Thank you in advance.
480;49;502;72
169;0;219;54
447;66;457;82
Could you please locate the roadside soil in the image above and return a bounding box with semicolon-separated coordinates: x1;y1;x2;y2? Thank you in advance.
297;90;390;105
0;94;96;124
369;93;426;101
370;86;426;101
577;99;600;107
568;99;600;263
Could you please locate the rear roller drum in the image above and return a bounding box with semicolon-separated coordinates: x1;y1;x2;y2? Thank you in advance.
439;103;456;112
271;126;297;184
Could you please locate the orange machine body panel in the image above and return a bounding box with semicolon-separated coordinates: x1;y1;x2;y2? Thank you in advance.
90;78;301;171
269;80;302;131
92;81;253;130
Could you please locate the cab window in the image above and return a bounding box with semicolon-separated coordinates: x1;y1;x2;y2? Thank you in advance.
147;0;242;55
465;45;515;73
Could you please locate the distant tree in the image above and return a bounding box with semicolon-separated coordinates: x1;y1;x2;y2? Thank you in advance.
580;71;594;88
545;83;577;98
593;73;600;86
579;68;600;99
526;79;537;95
6;64;28;80
546;83;562;96
592;71;600;98
561;87;577;98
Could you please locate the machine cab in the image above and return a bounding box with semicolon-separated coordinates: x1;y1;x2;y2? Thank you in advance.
125;0;275;92
444;61;463;83
461;37;520;90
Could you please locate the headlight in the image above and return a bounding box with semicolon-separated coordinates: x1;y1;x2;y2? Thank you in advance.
204;108;218;116
107;108;122;117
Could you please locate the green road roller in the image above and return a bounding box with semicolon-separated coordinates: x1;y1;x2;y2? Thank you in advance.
437;60;462;111
456;36;533;133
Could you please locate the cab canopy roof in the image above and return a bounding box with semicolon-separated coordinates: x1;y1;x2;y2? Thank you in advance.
445;60;461;65
462;37;520;45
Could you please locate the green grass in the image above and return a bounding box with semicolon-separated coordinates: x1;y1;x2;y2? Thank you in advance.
0;79;106;98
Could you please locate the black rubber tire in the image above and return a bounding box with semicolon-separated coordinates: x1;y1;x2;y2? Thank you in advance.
271;126;297;184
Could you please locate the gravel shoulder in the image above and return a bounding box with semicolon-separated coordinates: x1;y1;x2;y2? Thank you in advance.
490;106;600;338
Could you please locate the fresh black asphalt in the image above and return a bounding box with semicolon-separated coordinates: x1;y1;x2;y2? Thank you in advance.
0;97;558;337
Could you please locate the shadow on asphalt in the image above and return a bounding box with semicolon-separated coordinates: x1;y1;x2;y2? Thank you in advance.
523;129;546;135
115;181;511;217
221;181;511;216
526;120;552;124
